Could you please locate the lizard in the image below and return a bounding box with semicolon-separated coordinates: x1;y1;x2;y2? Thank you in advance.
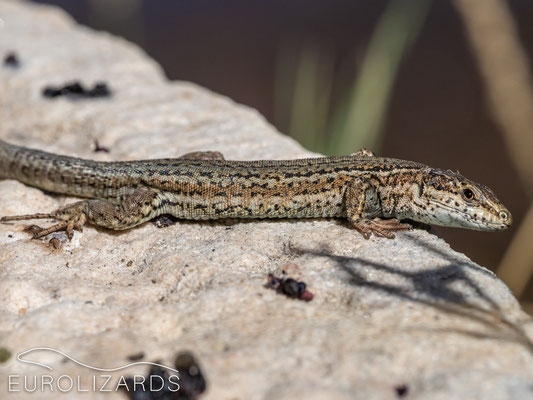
0;139;512;240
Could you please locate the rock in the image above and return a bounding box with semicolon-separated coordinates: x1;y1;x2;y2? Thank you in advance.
0;1;532;399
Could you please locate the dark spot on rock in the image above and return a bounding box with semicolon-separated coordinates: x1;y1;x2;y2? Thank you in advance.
395;384;409;397
126;352;145;361
3;52;20;68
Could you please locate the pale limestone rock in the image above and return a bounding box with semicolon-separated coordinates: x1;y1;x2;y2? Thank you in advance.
0;1;532;399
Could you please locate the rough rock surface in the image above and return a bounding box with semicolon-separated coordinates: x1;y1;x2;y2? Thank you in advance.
0;1;532;399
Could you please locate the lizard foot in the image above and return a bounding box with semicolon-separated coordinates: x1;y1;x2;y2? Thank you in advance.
353;218;411;239
1;202;88;239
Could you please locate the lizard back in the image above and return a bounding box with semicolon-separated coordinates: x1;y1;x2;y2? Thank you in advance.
0;140;426;219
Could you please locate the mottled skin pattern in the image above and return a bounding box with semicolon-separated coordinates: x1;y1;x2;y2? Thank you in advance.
0;140;512;239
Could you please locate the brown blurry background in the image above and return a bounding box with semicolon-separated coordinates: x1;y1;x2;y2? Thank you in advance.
30;0;533;309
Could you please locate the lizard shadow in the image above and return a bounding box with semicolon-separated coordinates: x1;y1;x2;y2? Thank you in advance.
289;234;533;354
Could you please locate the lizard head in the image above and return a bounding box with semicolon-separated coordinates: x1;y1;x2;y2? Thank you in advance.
415;169;512;231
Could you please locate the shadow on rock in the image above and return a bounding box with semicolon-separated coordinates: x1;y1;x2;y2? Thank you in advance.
289;234;533;354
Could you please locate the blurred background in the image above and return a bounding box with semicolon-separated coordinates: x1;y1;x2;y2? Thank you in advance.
31;0;533;311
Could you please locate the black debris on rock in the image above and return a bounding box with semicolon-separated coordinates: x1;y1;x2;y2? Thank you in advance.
4;52;20;68
266;273;314;301
121;351;206;400
42;81;111;99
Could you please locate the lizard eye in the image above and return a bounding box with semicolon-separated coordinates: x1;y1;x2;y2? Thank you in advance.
462;188;475;201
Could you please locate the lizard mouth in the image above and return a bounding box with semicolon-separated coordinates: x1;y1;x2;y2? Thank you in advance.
433;203;510;231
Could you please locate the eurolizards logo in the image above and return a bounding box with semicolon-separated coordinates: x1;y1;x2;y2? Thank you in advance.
8;347;181;393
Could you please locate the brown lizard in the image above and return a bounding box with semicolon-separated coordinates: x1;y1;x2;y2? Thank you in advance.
0;140;512;239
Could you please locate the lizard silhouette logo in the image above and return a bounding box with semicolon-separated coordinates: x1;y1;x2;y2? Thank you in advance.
17;347;180;373
9;347;180;393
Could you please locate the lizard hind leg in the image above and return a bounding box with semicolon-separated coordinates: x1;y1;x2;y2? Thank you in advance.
178;151;225;160
1;188;165;239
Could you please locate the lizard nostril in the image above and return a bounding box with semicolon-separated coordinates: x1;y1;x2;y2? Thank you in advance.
499;211;508;221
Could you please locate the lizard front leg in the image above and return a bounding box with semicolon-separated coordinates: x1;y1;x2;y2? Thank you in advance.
1;188;165;239
345;177;411;239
